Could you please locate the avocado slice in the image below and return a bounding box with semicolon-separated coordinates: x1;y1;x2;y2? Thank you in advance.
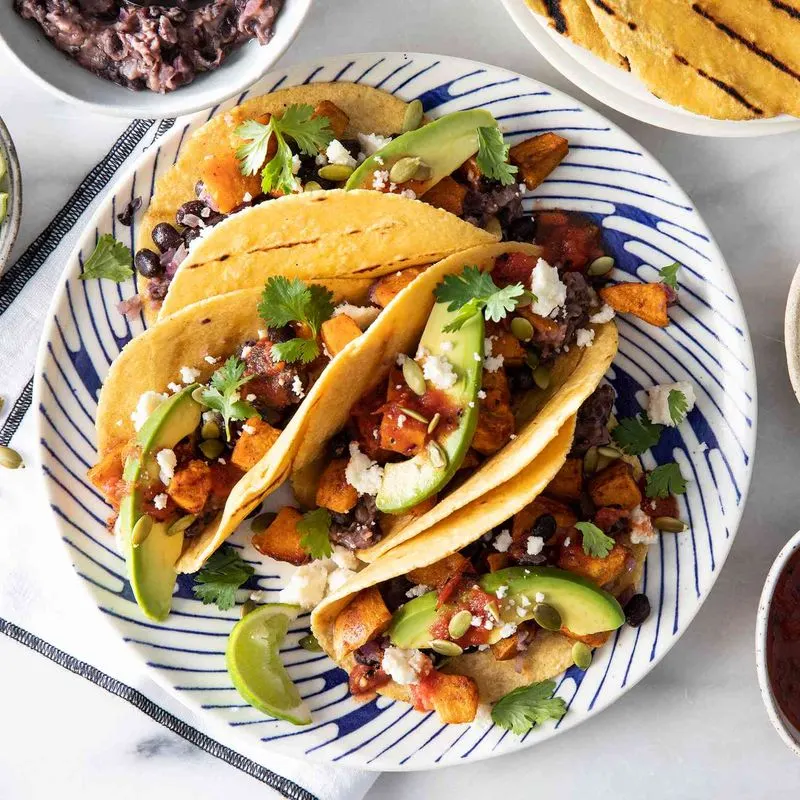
345;109;498;194
389;566;624;649
375;301;483;513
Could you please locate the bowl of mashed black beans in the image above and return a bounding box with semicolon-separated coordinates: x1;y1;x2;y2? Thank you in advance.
0;0;313;117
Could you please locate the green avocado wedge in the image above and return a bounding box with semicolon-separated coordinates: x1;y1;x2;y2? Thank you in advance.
376;301;483;514
345;109;498;194
226;604;312;726
129;516;185;621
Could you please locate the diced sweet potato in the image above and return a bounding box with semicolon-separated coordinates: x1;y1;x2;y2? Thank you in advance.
407;552;470;588
313;100;349;139
640;490;679;520
512;496;577;542
486;552;510;573
488;331;526;366
457;156;482;185
491;624;535;661
332;587;392;660
198;151;264;214
429;673;479;724
509;132;569;190
546;457;583;502
471;407;515;455
88;441;127;506
588;460;642;510
167;459;212;514
481;369;511;411
560;627;611;648
321;314;362;357
230;417;281;471
315;458;358;514
368;268;423;308
251;506;309;565
380;405;428;456
558;540;630;586
421;176;468;217
599;282;670;327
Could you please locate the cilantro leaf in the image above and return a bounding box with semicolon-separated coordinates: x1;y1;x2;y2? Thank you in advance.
275;104;334;156
261;134;298;196
575;521;614;559
271;337;321;365
491;680;566;734
192;546;254;611
611;414;663;456
476;126;518;187
200;356;260;440
645;462;687;499
79;234;133;282
235;119;275;177
658;261;680;290
667;389;689;425
297;508;333;560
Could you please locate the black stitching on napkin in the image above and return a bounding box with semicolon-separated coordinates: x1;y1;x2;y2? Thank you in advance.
0;619;318;800
0;377;32;446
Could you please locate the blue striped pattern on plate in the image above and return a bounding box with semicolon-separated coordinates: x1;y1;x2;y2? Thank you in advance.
34;53;756;771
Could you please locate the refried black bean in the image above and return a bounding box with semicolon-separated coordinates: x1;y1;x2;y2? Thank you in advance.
326;430;351;460
506;364;536;392
134;248;164;278
571;384;615;456
624;593;651;627
380;578;415;613
505;214;536;243
151;222;183;253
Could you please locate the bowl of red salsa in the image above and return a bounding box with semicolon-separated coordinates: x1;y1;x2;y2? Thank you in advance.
757;531;800;757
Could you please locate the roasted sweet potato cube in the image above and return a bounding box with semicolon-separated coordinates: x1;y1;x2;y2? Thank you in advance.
599;282;670;327
315;458;358;514
588;460;642;510
197;151;264;214
456;156;482;185
368;268;423;308
88;441;127;506
546;458;583;502
640;491;679;520
422;176;468;217
407;552;470;588
560;626;611;648
230;418;281;472
491;624;534;661
252;506;308;566
167;459;212;514
379;405;428;456
512;496;577;542
321;314;362;357
430;673;479;724
313;100;350;139
471;408;515;455
488;331;526;366
332;587;392;660
481;369;511;410
558;540;630;586
486;552;510;573
509;132;569;190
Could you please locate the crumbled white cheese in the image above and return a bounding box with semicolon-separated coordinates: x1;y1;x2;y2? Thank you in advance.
382;647;425;685
397;414;407;428
153;493;168;510
473;352;481;362
130;391;167;432
242;192;253;203
278;561;329;610
292;375;305;399
530;258;567;318
575;328;595;348
421;352;458;390
330;545;359;571
526;535;545;556
535;592;546;603
372;170;390;190
647;382;696;427
563;537;571;548
357;132;392;156
406;583;431;599
439;341;454;353
471;615;483;627
590;304;616;324
246;393;256;402
517;606;528;617
167;382;182;394
498;623;518;639
200;206;212;218
333;303;381;330
629;505;657;545
291;154;302;175
518;595;531;608
345;442;384;495
389;182;398;193
242;424;256;435
495;584;509;599
401;189;417;200
483;336;504;373
241;345;252;359
249;590;264;602
484;619;494;630
494;530;513;553
204;355;218;365
156;449;177;485
374;155;385;166
477;389;487;400
396;353;407;367
327;567;356;595
325;139;357;168
315;153;328;166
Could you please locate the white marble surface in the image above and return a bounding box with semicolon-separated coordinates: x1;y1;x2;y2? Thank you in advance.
2;0;800;797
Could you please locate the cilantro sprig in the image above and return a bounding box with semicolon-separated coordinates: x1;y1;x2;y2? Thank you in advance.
200;357;260;440
667;389;689;425
491;680;566;734
476;126;518;187
611;414;663;456
645;462;687;499
434;266;533;332
258;277;335;364
297;508;333;560
658;261;681;290
236;104;334;195
575;521;614;559
79;234;133;282
192;546;254;611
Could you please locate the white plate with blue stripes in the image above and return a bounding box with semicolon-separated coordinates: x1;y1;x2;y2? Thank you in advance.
34;52;756;771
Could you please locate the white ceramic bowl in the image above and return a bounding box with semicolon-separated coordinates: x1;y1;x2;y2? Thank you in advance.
0;0;312;119
784;263;800;404
755;530;800;757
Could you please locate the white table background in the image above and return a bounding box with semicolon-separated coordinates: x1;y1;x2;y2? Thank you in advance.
3;0;800;796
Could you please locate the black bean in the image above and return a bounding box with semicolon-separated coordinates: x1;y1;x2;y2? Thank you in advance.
176;200;207;227
134;248;164;278
183;227;202;247
151;222;183;253
116;197;141;227
506;365;535;392
506;215;536;243
532;513;557;541
624;593;651;627
327;430;350;460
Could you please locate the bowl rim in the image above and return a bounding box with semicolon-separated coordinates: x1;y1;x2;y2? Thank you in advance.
784;262;800;405
0;115;22;274
0;0;314;119
755;529;800;758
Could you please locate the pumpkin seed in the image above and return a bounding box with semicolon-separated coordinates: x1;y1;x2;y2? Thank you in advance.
402;99;424;132
201;420;221;439
0;445;23;470
191;386;208;405
430;639;464;657
486;600;501;622
597;445;622;460
304;181;322;192
510;316;534;342
448;609;473;640
588;256;615;276
399;406;429;424
131;514;153;547
533;365;551;390
427;412;441;434
389;156;423;184
299;633;323;652
318;164;354;182
484;216;502;239
199;439;224;460
572;641;592;670
654;516;688;533
428;440;448;469
167;514;197;536
525;350;540;370
595;454;612;472
413;162;432;181
251;511;277;534
583;446;599;475
241;599;257;618
402;356;427;396
532;602;562;631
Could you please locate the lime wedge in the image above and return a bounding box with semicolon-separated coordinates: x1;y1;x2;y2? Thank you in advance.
226;603;312;725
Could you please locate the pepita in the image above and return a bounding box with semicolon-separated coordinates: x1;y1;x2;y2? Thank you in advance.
532;602;562;631
199;439;225;460
511;316;534;342
588;256;615;276
191;386;208;405
427;413;441;434
430;639;464;657
448;609;473;640
318;164;354;182
595;454;612;472
486;600;501;622
533;365;551;390
304;181;322;192
167;514;197;536
572;641;592;670
241;599;257;618
0;445;23;470
402;99;424;132
583;446;599;475
299;633;323;652
428;440;448;469
399;406;429;424
484;216;502;239
251;511;278;534
131;514;153;547
413;163;432;181
389;156;423;185
402;357;427;396
597;445;622;460
653;516;689;533
201;420;221;440
525;350;540;370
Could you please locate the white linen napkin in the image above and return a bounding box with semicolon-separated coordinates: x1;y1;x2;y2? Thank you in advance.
0;117;375;800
